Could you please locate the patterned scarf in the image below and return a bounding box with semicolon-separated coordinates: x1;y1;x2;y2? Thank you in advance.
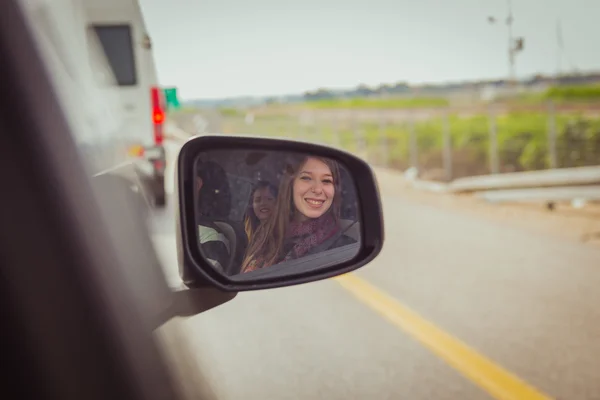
282;213;339;261
242;213;339;274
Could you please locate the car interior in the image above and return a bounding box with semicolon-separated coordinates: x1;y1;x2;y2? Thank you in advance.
194;149;361;276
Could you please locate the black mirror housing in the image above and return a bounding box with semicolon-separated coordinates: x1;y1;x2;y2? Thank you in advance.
175;135;385;292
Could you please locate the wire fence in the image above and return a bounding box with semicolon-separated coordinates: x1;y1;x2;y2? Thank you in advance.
191;101;600;182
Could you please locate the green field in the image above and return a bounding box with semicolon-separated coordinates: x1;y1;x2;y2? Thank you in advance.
503;86;600;106
546;85;600;101
180;84;600;180
303;97;450;109
221;111;600;180
301;85;600;109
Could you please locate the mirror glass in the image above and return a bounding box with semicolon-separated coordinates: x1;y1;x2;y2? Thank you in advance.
193;149;362;281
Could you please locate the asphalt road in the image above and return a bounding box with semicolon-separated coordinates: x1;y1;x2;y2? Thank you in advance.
150;131;600;400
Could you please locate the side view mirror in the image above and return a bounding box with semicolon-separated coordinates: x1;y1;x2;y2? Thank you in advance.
175;135;384;292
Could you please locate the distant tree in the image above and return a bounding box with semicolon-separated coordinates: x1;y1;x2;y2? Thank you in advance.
391;82;410;93
376;83;392;95
354;84;373;96
303;88;334;101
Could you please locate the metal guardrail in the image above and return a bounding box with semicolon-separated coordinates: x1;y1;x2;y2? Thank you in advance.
475;186;600;204
408;166;600;206
448;166;600;194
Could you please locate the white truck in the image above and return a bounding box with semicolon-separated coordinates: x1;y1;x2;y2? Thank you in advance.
24;0;168;208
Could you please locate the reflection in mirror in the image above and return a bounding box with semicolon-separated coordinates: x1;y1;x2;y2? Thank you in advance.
193;149;362;280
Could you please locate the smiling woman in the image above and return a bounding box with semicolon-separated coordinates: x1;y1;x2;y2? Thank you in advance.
241;154;355;274
244;180;279;243
293;157;338;221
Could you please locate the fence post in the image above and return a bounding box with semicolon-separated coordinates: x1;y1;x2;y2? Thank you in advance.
206;111;219;133
442;112;453;181
313;113;320;143
331;117;339;148
353;117;359;150
488;106;500;174
353;116;363;159
319;116;327;145
547;100;558;169
294;115;301;140
409;116;418;170
306;113;314;142
287;117;294;140
379;113;388;167
250;114;256;135
299;113;309;141
315;119;323;144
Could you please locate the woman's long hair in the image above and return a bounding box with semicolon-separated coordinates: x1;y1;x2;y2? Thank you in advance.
243;181;278;242
241;155;341;271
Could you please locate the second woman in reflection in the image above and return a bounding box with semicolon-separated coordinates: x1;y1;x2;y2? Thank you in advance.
241;156;355;273
244;180;278;242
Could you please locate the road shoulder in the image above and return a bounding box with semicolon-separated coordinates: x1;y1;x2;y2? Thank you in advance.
373;166;600;248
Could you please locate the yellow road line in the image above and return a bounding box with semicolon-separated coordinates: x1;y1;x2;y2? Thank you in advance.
335;273;553;400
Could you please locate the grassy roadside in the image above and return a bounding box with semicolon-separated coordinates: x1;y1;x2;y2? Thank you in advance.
304;97;449;109
219;111;600;180
168;111;600;246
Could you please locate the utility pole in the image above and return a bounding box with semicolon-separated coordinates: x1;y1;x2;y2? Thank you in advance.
488;0;524;86
506;0;515;84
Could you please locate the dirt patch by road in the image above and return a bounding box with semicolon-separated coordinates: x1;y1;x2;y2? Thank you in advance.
373;167;600;248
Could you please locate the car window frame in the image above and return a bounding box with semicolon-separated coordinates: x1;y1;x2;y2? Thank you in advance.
0;1;191;399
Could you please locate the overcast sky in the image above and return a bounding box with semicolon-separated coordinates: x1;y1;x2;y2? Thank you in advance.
138;0;600;100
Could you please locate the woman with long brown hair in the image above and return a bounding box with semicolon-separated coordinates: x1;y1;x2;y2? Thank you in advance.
243;180;278;242
241;155;355;273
